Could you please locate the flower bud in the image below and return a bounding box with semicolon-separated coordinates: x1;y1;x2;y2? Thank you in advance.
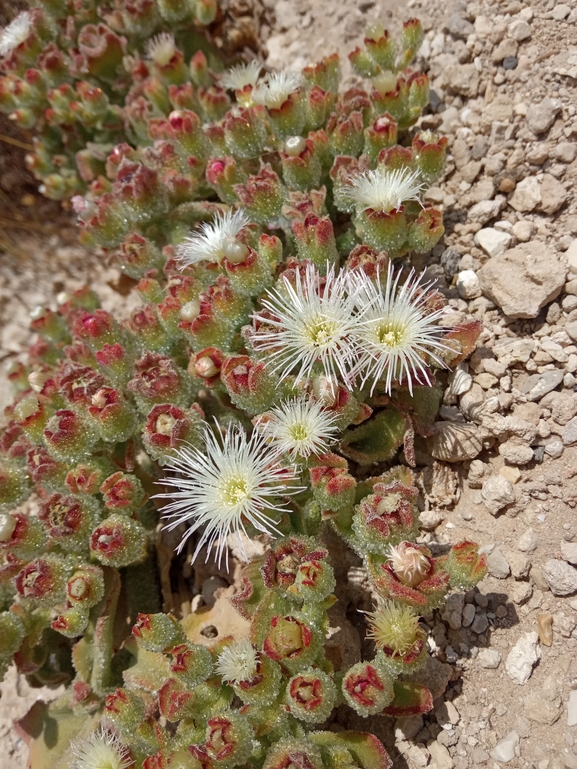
133;612;184;653
142;403;204;465
348;46;380;78
412;131;448;184
401;18;424;61
127;352;191;412
116;233;164;279
188;348;224;386
25;445;66;491
0;512;45;558
15;554;70;606
220;355;279;416
291;214;338;272
305;86;336;131
280;138;322;192
72;309;118;351
100;472;147;512
286;668;336;724
43;409;98;462
87;386;137;442
233;165;287;226
52;605;89;638
341;660;394;716
263;613;320;674
310;454;356;516
14;393;47;443
407;207;444;253
261;536;335;603
90;514;147;567
104;687;146;734
223;106;267;160
352;468;418;554
67;565;105;607
193;0;218;26
447;541;487;588
205;156;249;205
0;462;30;513
0;611;25;658
158;677;195;722
169;642;213;686
356;206;408;256
94;343;132;386
205;711;253;768
262;737;324;769
38;492;99;552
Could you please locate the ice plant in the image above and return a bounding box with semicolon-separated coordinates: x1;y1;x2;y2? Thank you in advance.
0;11;32;57
70;728;132;769
0;15;487;769
176;209;252;267
258;396;339;459
215;637;258;683
252;70;304;109
251;262;361;387
156;421;301;565
345;167;425;214
351;264;449;394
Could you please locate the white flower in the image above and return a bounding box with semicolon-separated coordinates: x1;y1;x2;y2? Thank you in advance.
387;541;431;587
176;209;251;267
252;70;304;110
70;728;132;769
156;421;301;566
259;397;339;459
145;33;177;67
0;11;32;57
344;167;425;213
350;265;448;395
216;638;258;683
221;60;262;91
251;262;362;389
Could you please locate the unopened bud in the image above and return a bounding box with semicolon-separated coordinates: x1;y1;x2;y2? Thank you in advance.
179;299;201;322
223;238;249;265
28;371;49;393
0;513;17;543
195;356;219;378
284;135;306;157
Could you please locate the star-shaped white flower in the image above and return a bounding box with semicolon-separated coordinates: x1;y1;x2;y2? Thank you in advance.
258;397;339;460
156;421;301;566
251;262;362;389
176;209;251;267
0;12;32;57
350;264;448;394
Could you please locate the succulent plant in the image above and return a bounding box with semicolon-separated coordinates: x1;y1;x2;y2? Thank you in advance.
0;14;487;769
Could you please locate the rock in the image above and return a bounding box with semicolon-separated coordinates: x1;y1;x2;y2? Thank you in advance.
487;548;511;579
560;542;577;565
539;173;567;214
512;220;534;242
553;142;577;164
429;422;484;462
506;631;541;685
498;439;534;465
411;655;452;700
468;198;504;225
419;509;444;531
507;550;531;579
518;528;538;552
460;384;485;422
545;440;564;458
490;731;520;763
475;228;512;258
478;648;501;668
477;242;566;319
510;582;533;605
435;700;460;727
567;239;577;272
471;613;490;633
446;13;474;39
456;269;481;299
395;715;424;741
525;693;561;726
508;176;542;212
446;63;479;97
562;416;577;445
568;690;577;727
462;603;476;627
537;612;553;646
481;475;515;514
522;369;564;401
526;97;562;135
492;38;518;63
428;740;454;769
542;559;577;595
566;320;577;342
508;19;532;41
552;3;571;20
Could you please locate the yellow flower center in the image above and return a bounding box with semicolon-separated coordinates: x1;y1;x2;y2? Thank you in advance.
306;317;338;347
221;477;249;507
